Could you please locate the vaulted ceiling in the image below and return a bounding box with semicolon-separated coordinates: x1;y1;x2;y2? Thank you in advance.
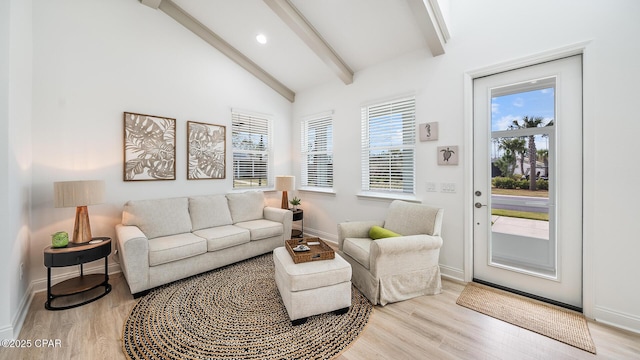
140;0;450;101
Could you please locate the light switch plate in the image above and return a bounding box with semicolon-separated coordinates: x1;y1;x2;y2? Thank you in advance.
426;182;437;192
441;183;456;193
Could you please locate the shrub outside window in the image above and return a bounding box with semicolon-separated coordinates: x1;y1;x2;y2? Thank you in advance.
361;97;416;194
232;111;271;189
301;112;333;189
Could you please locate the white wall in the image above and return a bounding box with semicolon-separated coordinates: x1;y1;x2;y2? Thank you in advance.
291;50;465;280
0;0;33;340
293;0;640;332
0;0;12;340
27;0;292;293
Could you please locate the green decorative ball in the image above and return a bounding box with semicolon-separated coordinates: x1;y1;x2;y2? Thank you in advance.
52;231;69;248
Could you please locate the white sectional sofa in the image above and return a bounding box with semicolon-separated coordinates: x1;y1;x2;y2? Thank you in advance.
115;191;292;297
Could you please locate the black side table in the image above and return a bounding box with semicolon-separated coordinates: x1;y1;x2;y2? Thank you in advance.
292;209;303;238
43;237;112;310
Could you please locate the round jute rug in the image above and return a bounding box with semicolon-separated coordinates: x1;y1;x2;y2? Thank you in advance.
122;253;372;360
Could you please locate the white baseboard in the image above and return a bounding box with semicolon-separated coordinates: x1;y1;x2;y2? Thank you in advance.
593;306;640;334
0;324;12;340
0;282;35;340
301;227;338;243
7;262;123;340
8;282;35;340
440;264;465;282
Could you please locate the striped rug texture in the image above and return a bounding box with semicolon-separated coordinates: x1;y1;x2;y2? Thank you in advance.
456;282;596;354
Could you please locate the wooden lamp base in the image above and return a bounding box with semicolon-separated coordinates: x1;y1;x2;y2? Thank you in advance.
72;206;93;244
281;190;289;209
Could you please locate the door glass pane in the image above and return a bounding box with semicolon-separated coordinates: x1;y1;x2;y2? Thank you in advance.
489;81;556;278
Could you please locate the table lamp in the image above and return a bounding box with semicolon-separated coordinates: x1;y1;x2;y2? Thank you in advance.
54;180;105;244
275;175;294;209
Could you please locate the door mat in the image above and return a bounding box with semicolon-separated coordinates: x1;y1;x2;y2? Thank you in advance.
456;282;596;354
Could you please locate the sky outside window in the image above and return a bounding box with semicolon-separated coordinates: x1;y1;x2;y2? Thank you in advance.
491;88;555;132
491;88;554;158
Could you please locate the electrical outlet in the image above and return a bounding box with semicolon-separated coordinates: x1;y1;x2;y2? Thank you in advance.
426;182;437;192
441;183;457;193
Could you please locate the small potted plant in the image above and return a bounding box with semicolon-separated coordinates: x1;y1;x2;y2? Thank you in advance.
289;196;301;211
51;231;69;248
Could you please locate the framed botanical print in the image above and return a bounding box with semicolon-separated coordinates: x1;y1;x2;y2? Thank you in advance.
187;121;226;180
123;112;176;181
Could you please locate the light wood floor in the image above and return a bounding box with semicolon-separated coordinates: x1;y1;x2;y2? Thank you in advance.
4;273;640;360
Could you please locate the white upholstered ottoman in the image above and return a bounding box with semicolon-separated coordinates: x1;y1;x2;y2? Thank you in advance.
273;246;352;325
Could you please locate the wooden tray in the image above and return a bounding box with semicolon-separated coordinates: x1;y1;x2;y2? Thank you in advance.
285;238;335;264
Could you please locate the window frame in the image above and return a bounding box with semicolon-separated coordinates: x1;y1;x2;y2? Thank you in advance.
360;96;417;198
300;111;334;191
231;110;273;189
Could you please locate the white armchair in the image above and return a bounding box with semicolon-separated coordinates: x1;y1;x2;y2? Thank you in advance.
337;200;444;305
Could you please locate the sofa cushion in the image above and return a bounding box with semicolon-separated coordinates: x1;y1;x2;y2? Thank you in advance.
226;191;265;223
189;195;233;231
234;219;283;241
148;233;207;266
343;237;372;270
193;225;251;251
122;197;192;239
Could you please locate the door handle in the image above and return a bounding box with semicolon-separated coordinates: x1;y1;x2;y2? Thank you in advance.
475;202;487;208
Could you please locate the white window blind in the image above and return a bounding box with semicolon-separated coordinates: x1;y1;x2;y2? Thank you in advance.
301;112;333;188
361;97;416;193
232;111;271;188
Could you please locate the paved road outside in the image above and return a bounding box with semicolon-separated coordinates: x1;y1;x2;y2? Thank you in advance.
492;194;549;213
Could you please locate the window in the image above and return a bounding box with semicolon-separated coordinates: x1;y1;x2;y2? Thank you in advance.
361;96;416;194
232;110;271;188
301;112;333;189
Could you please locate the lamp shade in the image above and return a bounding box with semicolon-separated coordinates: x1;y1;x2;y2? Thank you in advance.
54;180;105;208
275;176;294;192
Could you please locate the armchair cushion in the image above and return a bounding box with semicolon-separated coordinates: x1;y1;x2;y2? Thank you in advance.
343;237;373;270
369;225;401;240
384;200;443;236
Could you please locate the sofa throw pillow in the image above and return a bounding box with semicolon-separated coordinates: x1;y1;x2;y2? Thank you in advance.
369;225;401;240
226;191;265;223
189;195;233;231
122;197;192;239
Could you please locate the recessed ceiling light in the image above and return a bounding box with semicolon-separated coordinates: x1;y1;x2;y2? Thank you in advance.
256;34;267;45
